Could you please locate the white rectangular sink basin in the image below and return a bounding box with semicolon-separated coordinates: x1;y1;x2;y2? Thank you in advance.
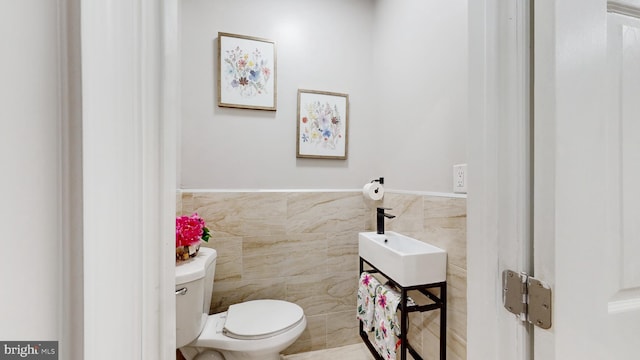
358;231;447;287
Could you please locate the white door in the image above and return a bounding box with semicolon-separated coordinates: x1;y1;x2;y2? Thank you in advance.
533;1;640;359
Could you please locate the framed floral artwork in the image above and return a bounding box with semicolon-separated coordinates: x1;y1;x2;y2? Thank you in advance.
296;89;349;159
217;32;276;110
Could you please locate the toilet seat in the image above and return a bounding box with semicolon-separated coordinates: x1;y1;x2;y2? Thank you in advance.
222;299;304;340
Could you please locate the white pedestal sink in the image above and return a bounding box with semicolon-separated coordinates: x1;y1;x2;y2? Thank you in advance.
358;231;447;286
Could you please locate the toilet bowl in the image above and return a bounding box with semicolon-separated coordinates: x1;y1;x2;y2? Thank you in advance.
176;247;306;360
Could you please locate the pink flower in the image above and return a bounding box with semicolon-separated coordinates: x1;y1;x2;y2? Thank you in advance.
362;274;371;286
176;213;210;247
379;322;387;337
377;293;387;308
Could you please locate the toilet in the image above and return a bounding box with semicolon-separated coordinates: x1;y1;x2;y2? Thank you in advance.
176;247;307;360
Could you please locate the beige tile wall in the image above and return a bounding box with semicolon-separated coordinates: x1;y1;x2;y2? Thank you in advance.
179;190;466;359
384;193;467;360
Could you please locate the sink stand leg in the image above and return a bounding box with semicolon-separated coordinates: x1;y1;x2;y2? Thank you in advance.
440;282;447;360
400;287;407;360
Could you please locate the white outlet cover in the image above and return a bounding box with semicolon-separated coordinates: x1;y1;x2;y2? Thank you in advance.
453;164;467;194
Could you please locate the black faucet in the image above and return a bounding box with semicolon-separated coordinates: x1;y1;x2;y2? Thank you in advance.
376;207;396;234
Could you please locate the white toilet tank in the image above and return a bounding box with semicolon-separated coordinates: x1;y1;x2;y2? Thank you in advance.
176;247;217;348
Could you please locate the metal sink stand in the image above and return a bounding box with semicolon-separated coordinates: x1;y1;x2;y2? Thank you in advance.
359;257;447;360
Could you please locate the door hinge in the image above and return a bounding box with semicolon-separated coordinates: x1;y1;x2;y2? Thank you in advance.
502;270;552;329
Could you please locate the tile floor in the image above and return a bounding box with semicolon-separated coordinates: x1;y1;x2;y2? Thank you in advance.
282;343;375;360
178;344;374;360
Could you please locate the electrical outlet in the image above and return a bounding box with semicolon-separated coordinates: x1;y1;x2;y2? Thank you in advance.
453;164;467;193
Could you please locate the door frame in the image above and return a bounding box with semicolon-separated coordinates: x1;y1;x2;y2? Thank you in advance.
80;0;176;358
467;0;532;359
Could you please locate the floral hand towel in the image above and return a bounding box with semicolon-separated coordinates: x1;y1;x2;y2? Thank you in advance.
373;285;401;360
357;272;381;332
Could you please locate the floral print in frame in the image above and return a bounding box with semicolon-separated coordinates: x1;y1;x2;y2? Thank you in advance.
296;89;349;159
217;32;276;111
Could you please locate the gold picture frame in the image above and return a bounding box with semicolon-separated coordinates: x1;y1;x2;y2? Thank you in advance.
296;89;349;159
217;32;277;110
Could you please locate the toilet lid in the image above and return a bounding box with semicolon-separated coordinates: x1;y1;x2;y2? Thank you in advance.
223;299;304;340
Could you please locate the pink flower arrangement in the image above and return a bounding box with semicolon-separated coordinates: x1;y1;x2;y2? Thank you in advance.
176;213;211;248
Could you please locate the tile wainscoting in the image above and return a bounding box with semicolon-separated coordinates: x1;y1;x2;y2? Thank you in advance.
178;190;467;359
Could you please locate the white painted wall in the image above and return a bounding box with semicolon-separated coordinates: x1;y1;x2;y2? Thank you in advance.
0;0;61;340
372;0;468;192
180;0;380;189
179;0;468;192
